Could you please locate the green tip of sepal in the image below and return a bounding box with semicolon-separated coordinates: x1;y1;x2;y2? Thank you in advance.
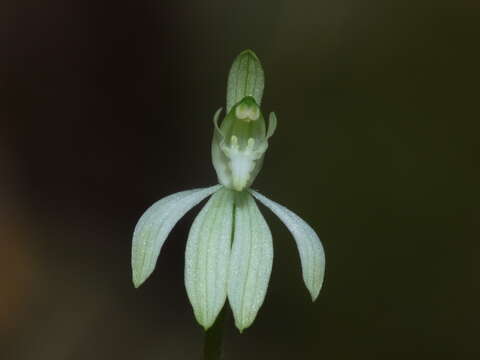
235;321;250;333
227;49;265;113
132;272;148;288
196;311;220;332
307;270;324;302
132;277;142;289
239;49;257;58
201;322;212;331
132;263;150;289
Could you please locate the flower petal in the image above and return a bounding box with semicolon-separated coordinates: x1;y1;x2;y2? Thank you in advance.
228;192;273;332
250;190;325;301
226;50;265;113
211;108;232;188
266;112;277;139
185;187;235;330
131;185;221;288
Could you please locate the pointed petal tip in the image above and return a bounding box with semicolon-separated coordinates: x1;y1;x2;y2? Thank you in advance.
132;265;151;288
239;49;258;59
235;322;248;333
308;278;325;302
132;275;145;289
198;315;217;331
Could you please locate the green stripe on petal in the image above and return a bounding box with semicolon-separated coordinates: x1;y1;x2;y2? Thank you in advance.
250;190;325;301
226;50;265;113
228;192;273;332
131;185;221;288
185;187;235;330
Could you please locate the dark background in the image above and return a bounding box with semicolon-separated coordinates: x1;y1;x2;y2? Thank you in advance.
1;0;478;359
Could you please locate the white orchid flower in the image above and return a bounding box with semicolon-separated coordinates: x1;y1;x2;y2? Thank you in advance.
132;50;325;332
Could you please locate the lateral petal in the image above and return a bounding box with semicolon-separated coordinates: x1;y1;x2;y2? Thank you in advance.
228;192;273;332
185;187;235;330
131;185;221;288
250;190;325;301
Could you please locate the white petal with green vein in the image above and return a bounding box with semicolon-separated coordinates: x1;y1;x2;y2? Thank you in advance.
228;192;273;332
250;190;325;301
185;187;235;330
226;50;264;113
131;185;221;288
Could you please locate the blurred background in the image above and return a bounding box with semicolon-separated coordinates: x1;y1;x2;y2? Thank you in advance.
2;0;478;359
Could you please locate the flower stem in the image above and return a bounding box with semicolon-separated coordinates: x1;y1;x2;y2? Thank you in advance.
203;306;226;360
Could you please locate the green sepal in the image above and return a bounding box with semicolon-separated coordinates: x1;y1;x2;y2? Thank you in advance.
226;50;265;113
227;191;273;332
184;187;235;330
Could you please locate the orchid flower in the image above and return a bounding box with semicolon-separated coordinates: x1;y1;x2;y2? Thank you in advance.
131;50;325;332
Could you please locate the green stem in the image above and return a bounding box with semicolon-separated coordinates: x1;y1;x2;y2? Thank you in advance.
203;307;226;360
